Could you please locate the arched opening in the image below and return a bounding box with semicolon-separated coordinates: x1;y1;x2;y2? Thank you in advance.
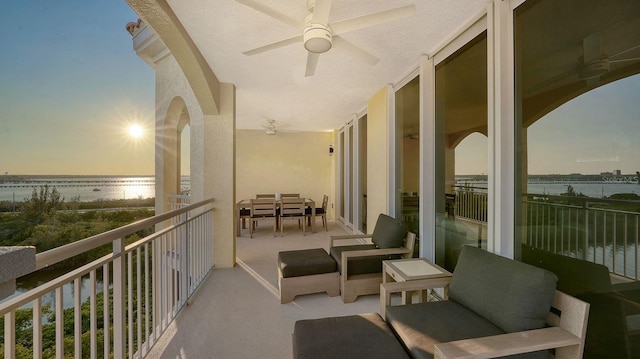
157;96;191;213
180;124;190;195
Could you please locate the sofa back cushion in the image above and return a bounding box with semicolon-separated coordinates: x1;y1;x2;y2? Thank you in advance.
371;214;407;249
449;246;558;333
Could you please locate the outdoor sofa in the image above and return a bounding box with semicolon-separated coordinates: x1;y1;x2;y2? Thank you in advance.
293;245;590;359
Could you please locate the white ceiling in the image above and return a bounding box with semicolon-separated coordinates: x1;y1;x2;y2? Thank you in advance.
165;0;490;132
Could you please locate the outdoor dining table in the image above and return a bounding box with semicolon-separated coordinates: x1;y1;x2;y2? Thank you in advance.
236;198;316;236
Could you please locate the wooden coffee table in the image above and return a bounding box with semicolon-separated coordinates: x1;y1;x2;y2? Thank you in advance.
383;258;452;304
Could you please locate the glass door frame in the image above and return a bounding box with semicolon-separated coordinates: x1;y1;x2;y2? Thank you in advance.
338;112;368;233
420;9;492;259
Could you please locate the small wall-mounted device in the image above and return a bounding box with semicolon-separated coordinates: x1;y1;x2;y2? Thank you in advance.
329;145;334;156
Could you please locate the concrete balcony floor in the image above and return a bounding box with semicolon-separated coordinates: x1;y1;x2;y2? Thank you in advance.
147;221;378;358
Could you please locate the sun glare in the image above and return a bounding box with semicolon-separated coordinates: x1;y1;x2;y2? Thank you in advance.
128;124;144;139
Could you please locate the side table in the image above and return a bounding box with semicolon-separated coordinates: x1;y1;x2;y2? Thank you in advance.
383;258;452;305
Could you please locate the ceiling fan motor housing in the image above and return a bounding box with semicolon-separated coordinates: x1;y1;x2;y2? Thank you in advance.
580;59;610;79
304;14;332;53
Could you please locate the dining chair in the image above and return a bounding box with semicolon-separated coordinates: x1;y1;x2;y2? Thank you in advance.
249;198;277;238
279;197;306;236
306;194;329;231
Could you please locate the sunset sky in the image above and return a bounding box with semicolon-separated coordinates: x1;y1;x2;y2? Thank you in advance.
1;2;638;176
0;1;155;175
455;74;640;176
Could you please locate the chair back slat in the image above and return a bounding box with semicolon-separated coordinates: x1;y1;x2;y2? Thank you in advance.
281;198;305;216
251;199;276;216
256;194;275;199
281;193;300;198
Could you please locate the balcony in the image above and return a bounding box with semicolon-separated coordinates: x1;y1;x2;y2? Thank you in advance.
0;198;375;359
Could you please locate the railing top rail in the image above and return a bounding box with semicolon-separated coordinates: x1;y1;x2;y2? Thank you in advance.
35;197;214;270
523;192;640;206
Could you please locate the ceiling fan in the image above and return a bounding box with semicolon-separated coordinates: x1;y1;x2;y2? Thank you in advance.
263;119;279;135
528;33;640;93
237;0;416;77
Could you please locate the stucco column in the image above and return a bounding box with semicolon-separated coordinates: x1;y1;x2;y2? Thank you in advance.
203;83;236;268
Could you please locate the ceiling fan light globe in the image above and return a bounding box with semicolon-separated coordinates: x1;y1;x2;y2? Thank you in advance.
304;25;332;53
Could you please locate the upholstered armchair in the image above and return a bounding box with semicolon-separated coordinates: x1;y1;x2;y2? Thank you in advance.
330;214;415;303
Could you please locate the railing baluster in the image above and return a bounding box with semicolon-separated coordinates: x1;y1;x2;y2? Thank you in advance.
74;278;82;359
128;251;133;359
90;270;97;359
103;263;110;359
113;237;126;359
5;311;16;359
56;287;64;359
33;298;42;359
137;247;142;357
624;214;628;277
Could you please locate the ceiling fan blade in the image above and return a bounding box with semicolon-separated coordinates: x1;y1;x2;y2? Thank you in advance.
527;67;579;94
305;53;320;77
312;0;333;25
609;57;640;63
331;4;415;35
243;35;303;56
609;43;640;60
236;0;302;28
333;36;379;65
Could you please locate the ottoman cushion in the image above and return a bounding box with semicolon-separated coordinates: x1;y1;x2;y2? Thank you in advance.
279;248;337;278
293;313;409;359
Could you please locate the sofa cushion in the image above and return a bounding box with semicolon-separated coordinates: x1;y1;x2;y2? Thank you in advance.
330;244;382;275
449;246;558;333
371;214;407;249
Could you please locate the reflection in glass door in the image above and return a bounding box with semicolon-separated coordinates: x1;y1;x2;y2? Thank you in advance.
395;77;420;246
514;0;640;356
434;31;488;272
338;130;345;223
338;124;354;229
358;116;367;233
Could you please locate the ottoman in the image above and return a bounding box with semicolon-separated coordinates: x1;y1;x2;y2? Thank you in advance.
292;313;409;359
278;248;340;303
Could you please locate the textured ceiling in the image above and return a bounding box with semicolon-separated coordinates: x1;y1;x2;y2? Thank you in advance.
165;0;489;131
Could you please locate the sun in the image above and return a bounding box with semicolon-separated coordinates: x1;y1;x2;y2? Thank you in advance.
128;124;144;139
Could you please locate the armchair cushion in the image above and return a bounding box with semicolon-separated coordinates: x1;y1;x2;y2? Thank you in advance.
330;244;380;275
386;300;505;359
371;214;407;249
449;246;558;333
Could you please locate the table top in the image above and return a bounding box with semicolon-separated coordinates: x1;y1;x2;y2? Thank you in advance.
384;258;452;281
237;198;315;206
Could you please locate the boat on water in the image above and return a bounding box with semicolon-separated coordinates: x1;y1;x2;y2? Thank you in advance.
92;188;101;192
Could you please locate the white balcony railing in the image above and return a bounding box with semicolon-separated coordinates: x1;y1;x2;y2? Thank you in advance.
0;197;214;359
523;194;640;280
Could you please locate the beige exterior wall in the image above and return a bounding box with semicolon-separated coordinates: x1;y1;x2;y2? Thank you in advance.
366;86;390;230
154;55;202;212
236;130;335;219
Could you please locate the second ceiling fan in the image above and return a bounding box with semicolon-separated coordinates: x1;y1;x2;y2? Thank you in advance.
237;0;415;77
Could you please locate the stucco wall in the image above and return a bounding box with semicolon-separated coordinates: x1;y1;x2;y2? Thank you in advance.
236;130;334;219
366;86;389;230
